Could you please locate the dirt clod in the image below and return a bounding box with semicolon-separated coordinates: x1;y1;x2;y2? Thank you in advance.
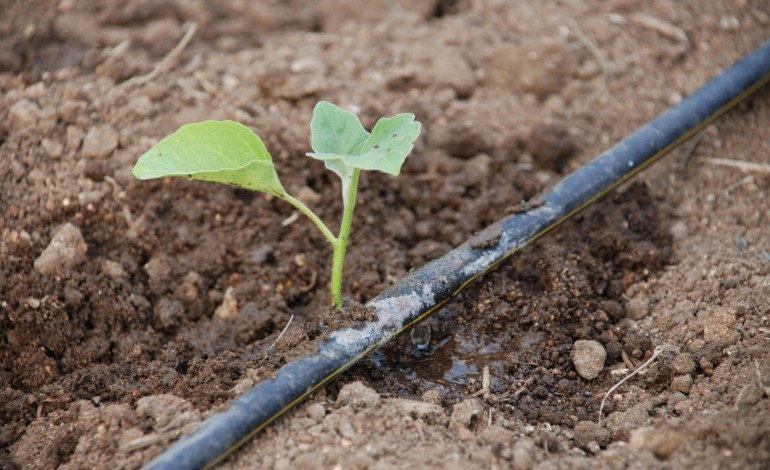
336;381;381;410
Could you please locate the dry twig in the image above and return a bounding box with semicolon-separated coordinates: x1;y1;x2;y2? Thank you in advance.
270;314;294;350
707;157;770;174
117;21;198;90
599;347;663;424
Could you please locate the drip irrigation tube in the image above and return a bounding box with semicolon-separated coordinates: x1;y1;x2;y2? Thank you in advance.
147;40;770;469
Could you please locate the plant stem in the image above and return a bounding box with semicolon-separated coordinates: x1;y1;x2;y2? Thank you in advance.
330;168;360;309
283;194;337;246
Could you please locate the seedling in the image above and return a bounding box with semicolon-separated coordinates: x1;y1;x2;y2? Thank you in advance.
132;101;421;309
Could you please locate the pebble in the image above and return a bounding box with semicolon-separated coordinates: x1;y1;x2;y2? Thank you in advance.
511;438;536;470
336;381;381;409
82;124;119;159
290;57;328;75
101;260;126;279
736;383;763;407
154;298;183;330
136;394;195;429
425;48;475;98
144;256;172;287
669;220;688;240
605;403;649;440
571;340;607;380
295;186;321;206
702;307;739;346
486;38;576;100
629;425;684;460
305;403;326;423
214;286;238;319
449;398;484;430
670;375;693;394
9;99;41;128
421;388;444;406
34;223;88;275
41;138;64;159
127;95;153;118
66;125;85;152
671;353;696;374
625;296;650;320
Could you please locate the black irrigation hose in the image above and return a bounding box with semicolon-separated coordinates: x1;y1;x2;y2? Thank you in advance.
147;40;770;469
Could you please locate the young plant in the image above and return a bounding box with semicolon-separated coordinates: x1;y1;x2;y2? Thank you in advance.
132;101;421;309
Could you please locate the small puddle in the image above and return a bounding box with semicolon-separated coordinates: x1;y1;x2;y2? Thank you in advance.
370;322;525;389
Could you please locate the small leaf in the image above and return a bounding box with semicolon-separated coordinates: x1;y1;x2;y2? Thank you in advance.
132;121;286;196
309;102;370;159
355;113;421;176
306;102;421;177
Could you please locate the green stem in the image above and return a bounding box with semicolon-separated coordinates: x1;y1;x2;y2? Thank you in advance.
330;168;361;309
283;194;337;246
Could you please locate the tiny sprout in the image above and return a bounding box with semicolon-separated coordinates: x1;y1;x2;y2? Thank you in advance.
132;101;421;309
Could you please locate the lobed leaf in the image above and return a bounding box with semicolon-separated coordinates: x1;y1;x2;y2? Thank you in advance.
306;102;421;177
132;120;285;196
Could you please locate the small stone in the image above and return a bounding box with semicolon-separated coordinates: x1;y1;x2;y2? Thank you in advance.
9;99;41;128
41;138;64;159
290;57;328;75
449;398;484;430
671;353;696;374
422;388;444;406
479;425;514;447
571;340;607;380
673;399;693;415
629;425;684;460
736;383;762;407
34;223;88;275
670;221;688;240
78;189;105;206
574;420;610;447
101;260;126;279
605;403;649;440
511;438;536;470
336;381;381;409
486;38;576;100
154;298;184;330
127;95;153;118
175;271;201;302
670;375;693;394
625;296;649;320
82;123;119;159
702;307;739;346
144;256;172;287
295;186;321;206
426;48;475;98
305;403;326;423
66;125;85;151
214;286;238;319
136;394;195;429
27;169;46;185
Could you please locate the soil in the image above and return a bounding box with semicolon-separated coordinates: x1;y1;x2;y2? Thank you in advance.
2;1;770;469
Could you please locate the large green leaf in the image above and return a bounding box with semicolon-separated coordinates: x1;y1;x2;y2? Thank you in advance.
132;120;286;196
307;102;421;177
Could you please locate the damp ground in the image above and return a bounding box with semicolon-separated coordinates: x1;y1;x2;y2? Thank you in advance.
2;1;770;468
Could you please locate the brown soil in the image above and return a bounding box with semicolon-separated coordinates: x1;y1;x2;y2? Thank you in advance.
2;1;769;469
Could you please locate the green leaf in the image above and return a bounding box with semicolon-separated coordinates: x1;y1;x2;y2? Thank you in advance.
132;120;286;196
309;102;370;158
306;101;421;177
356;113;421;176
